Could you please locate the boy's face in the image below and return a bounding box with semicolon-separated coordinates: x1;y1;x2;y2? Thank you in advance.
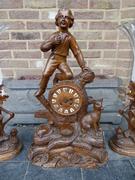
57;10;71;29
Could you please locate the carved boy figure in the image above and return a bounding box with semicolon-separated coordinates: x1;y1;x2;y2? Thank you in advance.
31;9;107;168
35;9;90;97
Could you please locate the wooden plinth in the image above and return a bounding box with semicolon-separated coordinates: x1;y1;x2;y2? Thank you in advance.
110;139;135;157
0;142;22;161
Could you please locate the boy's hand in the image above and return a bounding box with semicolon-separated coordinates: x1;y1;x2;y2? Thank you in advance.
53;34;62;45
53;33;68;45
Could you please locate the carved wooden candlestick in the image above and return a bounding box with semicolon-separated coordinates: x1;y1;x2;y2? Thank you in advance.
0;85;22;160
28;9;108;168
110;81;135;156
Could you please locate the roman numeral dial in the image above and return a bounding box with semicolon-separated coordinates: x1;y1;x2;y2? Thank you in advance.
49;83;83;116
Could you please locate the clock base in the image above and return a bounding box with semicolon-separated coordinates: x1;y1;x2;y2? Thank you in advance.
28;123;108;168
30;71;108;168
0;129;22;161
110;129;135;157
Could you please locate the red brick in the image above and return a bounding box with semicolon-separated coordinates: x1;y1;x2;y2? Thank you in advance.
68;58;83;68
9;11;39;19
0;21;25;30
25;0;56;8
82;51;101;58
103;69;115;76
104;51;116;58
87;62;97;71
117;60;132;68
89;21;118;30
119;31;128;40
27;22;55;30
14;69;42;79
89;0;120;9
87;59;100;66
28;41;42;49
0;42;26;50
58;0;88;9
71;67;82;76
121;10;135;19
118;51;133;59
0;60;28;68
11;32;40;40
42;32;55;40
116;69;131;77
29;60;44;68
97;59;116;67
0;51;11;59
89;59;116;72
68;59;88;69
77;41;87;49
0;32;9;40
72;22;88;30
28;42;53;57
89;42;117;49
43;52;53;58
118;42;131;49
74;11;103;20
13;51;41;59
104;31;117;40
74;32;102;40
105;10;119;20
0;0;23;9
122;0;135;8
41;11;57;20
0;11;8;19
1;69;13;78
66;60;78;67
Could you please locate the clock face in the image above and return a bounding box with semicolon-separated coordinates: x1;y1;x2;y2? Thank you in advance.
48;84;83;116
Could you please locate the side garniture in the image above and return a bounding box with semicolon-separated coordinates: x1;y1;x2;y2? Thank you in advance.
28;9;108;168
110;81;135;156
0;85;22;160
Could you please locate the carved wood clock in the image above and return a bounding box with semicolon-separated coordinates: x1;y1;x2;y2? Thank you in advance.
29;8;108;169
48;81;83;116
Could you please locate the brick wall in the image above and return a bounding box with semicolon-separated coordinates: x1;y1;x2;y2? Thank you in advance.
0;0;135;86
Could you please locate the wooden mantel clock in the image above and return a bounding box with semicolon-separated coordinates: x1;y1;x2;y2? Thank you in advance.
28;8;108;168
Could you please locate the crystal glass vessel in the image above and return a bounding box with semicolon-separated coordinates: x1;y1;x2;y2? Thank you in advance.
120;21;135;81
